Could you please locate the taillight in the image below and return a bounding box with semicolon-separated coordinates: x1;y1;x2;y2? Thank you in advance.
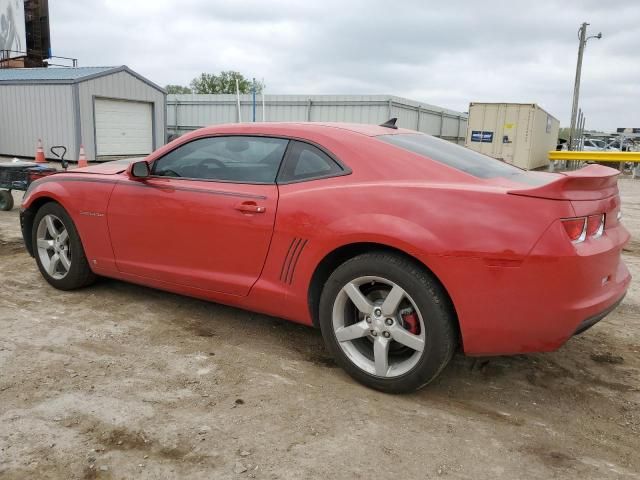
562;214;605;243
586;214;605;238
562;218;586;243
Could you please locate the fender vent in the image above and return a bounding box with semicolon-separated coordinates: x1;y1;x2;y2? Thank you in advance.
280;237;308;284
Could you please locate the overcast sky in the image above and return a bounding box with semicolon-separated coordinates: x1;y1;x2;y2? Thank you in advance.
50;0;639;131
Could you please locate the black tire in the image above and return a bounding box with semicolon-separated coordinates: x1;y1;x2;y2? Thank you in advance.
319;252;457;393
32;202;96;290
0;190;13;211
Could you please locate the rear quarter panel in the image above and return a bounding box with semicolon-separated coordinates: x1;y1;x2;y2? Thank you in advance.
261;177;575;337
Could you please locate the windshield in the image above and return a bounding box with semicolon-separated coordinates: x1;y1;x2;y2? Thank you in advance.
377;133;525;179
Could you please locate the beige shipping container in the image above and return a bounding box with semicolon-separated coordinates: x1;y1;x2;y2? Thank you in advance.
464;103;559;170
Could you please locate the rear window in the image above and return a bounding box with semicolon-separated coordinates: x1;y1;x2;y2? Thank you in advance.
377;133;525;179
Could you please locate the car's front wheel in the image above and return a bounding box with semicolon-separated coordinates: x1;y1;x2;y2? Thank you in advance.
32;202;96;290
319;252;457;393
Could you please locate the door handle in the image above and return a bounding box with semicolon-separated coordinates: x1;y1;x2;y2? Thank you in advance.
235;201;266;214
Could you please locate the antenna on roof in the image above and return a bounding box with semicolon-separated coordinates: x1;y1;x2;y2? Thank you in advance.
380;117;398;129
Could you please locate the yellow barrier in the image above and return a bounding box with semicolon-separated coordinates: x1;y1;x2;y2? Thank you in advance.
548;151;640;162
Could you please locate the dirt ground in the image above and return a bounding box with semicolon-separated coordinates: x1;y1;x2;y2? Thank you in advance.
0;176;639;480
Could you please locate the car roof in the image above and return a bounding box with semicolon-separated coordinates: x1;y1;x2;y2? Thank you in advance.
191;122;415;138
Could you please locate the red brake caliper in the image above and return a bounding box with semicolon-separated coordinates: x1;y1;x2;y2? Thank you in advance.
400;308;420;335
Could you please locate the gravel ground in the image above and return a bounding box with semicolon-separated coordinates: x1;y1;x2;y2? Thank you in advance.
0;176;639;480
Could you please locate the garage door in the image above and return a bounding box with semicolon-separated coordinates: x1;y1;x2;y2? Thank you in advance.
95;99;153;157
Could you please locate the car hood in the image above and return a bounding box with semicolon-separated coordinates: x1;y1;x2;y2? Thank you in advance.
74;157;144;175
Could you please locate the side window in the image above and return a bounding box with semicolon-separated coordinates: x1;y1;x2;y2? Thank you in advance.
277;141;344;183
151;136;288;183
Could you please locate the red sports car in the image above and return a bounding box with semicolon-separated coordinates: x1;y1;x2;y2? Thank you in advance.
20;121;631;392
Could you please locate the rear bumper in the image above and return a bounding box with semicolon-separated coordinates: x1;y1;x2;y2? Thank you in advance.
422;221;631;356
573;293;625;336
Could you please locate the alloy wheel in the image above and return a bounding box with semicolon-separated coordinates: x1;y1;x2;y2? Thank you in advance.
332;276;426;378
36;214;71;280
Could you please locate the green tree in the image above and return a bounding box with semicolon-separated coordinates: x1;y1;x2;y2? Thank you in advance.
189;71;264;94
558;127;570;140
165;84;192;94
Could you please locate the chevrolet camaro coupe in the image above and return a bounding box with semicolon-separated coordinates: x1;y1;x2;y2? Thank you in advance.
21;121;631;392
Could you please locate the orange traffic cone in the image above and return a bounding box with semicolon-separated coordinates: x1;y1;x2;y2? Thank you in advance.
78;145;88;168
35;139;46;164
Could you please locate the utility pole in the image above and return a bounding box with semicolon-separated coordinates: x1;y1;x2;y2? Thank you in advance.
568;22;602;150
235;78;242;123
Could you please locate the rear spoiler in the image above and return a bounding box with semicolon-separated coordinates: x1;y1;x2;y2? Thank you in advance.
508;164;620;201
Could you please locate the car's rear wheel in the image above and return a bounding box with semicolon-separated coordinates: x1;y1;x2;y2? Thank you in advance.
319;252;456;393
32;202;96;290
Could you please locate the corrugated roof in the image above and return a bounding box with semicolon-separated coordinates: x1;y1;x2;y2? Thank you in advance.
0;66;119;81
0;65;166;93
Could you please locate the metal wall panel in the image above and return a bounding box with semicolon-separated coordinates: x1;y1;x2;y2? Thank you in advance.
167;94;467;143
78;70;165;159
0;83;76;159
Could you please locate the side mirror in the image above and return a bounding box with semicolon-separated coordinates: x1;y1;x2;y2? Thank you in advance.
128;160;150;180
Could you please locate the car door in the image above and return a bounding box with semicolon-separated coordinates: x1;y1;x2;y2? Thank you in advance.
107;135;288;296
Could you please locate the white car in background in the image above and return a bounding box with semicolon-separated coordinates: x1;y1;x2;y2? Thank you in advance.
583;138;616;152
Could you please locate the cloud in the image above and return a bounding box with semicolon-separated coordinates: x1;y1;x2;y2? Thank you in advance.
49;0;639;130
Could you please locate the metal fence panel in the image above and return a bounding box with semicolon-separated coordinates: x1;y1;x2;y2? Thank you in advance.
168;94;467;143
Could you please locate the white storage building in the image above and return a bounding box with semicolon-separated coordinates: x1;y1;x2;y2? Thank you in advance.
0;66;166;161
